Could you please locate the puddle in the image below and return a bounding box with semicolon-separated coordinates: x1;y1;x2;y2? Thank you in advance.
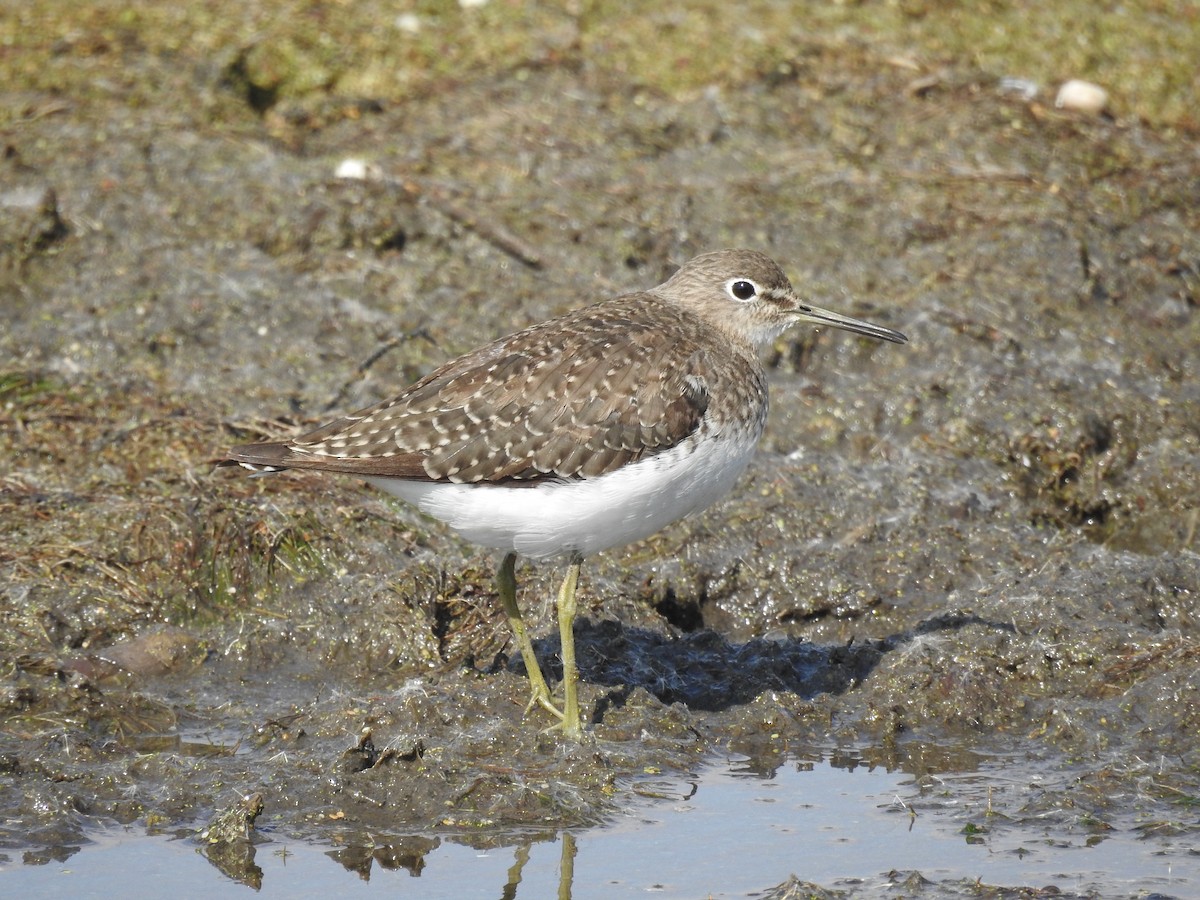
3;750;1195;898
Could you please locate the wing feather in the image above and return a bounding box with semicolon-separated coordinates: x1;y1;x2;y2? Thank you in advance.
224;292;754;485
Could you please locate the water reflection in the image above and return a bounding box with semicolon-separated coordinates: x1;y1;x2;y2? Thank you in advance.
8;747;1196;897
188;743;996;895
502;832;575;900
327;834;439;879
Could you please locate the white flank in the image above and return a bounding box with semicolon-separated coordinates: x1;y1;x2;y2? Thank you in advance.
365;424;760;561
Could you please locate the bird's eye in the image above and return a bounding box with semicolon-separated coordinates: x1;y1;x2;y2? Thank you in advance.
727;279;758;301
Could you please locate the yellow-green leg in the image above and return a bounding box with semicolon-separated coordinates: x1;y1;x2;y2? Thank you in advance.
497;552;563;720
555;556;584;741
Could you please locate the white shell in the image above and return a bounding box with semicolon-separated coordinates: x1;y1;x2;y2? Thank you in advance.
1055;80;1109;114
394;13;421;33
334;158;370;180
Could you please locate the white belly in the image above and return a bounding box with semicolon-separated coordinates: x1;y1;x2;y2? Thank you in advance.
365;427;759;561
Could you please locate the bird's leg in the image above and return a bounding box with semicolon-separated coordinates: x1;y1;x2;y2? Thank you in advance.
552;555;584;740
497;552;564;720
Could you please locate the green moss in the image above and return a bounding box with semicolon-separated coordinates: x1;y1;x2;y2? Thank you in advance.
1;368;339;645
0;370;65;405
1;1;1195;126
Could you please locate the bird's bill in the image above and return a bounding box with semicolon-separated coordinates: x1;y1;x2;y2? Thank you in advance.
792;304;908;344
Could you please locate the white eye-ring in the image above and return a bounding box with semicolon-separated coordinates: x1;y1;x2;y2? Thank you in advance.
725;278;759;302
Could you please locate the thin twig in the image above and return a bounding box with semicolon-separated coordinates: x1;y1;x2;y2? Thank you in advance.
412;182;546;270
321;327;433;414
343;164;545;270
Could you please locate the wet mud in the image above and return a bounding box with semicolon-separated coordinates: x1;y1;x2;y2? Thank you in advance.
2;3;1198;895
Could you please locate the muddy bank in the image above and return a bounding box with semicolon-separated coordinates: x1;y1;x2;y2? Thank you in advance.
2;2;1199;893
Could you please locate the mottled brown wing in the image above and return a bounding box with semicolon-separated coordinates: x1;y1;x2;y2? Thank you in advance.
225;293;720;484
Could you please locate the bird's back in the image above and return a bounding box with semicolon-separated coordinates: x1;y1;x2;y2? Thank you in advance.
225;290;768;489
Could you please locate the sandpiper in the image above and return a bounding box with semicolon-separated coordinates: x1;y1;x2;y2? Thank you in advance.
223;249;907;739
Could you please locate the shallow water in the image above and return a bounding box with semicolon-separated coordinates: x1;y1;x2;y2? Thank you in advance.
4;750;1194;898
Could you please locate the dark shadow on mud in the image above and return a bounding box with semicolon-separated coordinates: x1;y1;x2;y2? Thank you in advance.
518;613;1017;720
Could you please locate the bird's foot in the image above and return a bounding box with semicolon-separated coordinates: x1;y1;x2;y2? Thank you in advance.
540;710;585;742
523;685;586;739
525;687;565;721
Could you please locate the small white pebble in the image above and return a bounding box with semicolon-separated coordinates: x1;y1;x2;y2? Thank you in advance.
1055;79;1108;115
394;13;421;33
459;0;489;7
335;158;369;180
